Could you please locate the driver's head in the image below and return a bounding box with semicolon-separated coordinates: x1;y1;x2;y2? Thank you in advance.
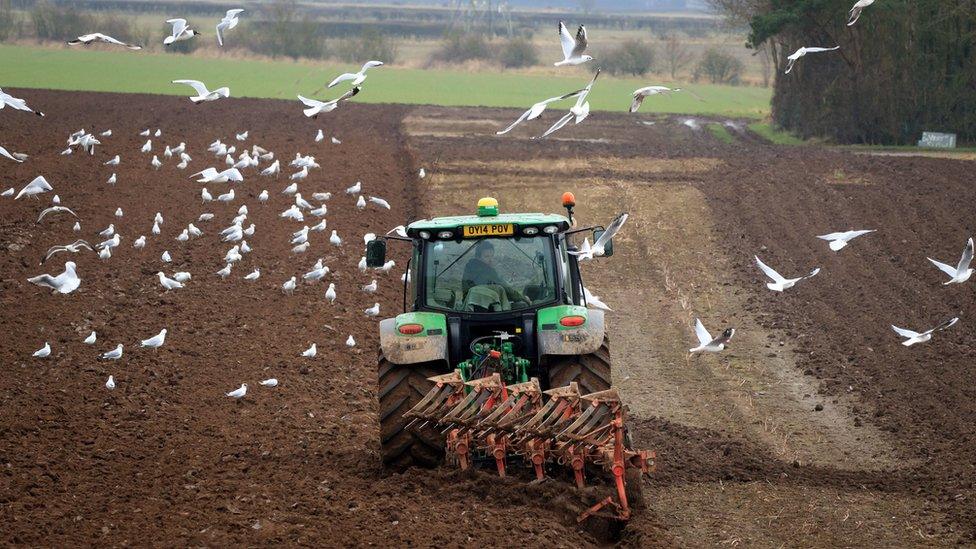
475;240;495;264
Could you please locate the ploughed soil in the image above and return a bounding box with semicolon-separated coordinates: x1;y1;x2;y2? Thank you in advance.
1;90;975;547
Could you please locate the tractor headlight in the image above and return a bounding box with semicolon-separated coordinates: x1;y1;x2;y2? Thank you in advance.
523;226;539;236
419;230;431;240
542;225;559;234
437;230;453;239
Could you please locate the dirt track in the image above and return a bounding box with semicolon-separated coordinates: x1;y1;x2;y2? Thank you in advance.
1;90;974;546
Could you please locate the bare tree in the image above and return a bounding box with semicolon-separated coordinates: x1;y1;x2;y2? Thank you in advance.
662;33;694;80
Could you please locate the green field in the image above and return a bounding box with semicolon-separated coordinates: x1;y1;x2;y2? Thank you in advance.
0;44;771;118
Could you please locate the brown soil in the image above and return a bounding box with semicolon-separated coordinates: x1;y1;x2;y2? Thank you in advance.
1;91;974;547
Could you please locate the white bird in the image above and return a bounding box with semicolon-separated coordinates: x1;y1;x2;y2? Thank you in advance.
817;229;875;251
36;205;79;223
99;246;112;260
315;129;325;142
927;237;974;285
157;272;183;290
258;190;270;202
260;378;278;387
115;208;124;218
0;88;44;116
295;193;313;210
282;276;297;294
630;86;683;113
289;167;308;182
28;261;81;294
313;192;332;201
419;168;426;179
188;223;203;237
328;61;383;88
582;286;612;311
362;279;377;293
847;0;875;26
364;303;380;317
260;160;280;177
84;331;97;344
68;32;143;49
225;246;242;263
387;225;407;238
97;234;121;250
98;224;116;238
346;335;356;347
368;196;391;210
216;189;235;203
554;21;593;66
33;342;51;358
133;235;146;249
192;167;243;183
379;260;396;273
164;18;199;45
201;188;213;202
364;233;376;245
198;213;214;222
292;242;309;254
330;230;342;246
226;383;247;399
244;268;260;280
105;155;120;166
356;195;367;210
73;222;81;232
216;9;244;46
302;343;317;357
784;46;840;74
151;155;162;170
496;88;587;136
1;188;13;197
345;181;361;195
892;317;958;347
538;69;601;139
152;221;161;235
141;139;152;153
303;266;329;282
331;136;341;144
216;263;233;278
326;283;337;303
570;212;627;260
310;205;327;218
107;173;117;185
15;176;53;200
0;145;24;163
358;256;368;272
297;87;361;118
105;375;115;390
161;250;172;262
282;181;299;195
141;328;167;348
172;80;230;103
173;272;191;282
100;344;123;360
755;255;821;292
140;129;150;136
689;318;735;354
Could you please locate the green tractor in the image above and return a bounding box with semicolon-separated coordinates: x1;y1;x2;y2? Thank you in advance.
367;194;619;465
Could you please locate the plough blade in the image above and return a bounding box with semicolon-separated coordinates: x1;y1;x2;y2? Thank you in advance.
406;370;655;523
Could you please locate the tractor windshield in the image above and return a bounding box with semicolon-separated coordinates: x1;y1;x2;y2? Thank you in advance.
423;237;556;312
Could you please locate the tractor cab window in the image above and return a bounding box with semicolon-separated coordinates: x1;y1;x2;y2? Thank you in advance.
424;237;556;312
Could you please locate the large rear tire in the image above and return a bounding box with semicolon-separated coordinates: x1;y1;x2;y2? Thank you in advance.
378;353;446;470
545;335;612;394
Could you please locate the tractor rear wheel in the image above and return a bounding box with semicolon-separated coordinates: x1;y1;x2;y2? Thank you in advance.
545;335;613;394
378;353;445;470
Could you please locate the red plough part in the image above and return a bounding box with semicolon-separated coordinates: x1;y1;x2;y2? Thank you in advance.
404;371;655;522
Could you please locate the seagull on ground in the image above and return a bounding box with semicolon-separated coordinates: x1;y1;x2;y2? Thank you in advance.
689;318;735;354
106;376;115;390
927;237;974;285
630;86;682;113
227;384;247;399
847;0;875;26
362;279;377;293
33;342;51;358
100;344;124;360
538;69;600;139
369;196;391;210
164;18;199;45
28;261;81;294
346;335;356;347
326;283;337;303
216;9;244;46
554;21;593;66
364;303;380;316
15;176;52;200
157;272;183;290
327;61;383;88
330;230;342;246
173;80;230;103
0;88;44;116
297;87;360;118
784;46;840;74
216;264;233;278
173;272;191;282
282;276;297;294
755;255;821;291
345;181;361;195
133;236;146;249
260;378;278;387
141;329;167;349
105;155;120;166
817;229;875;251
302;343;317;358
891;317;959;347
84;331;97;345
261;160;280;177
68;33;142;49
244;268;260;280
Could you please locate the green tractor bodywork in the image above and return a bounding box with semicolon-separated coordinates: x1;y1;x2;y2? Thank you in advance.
372;197;615;469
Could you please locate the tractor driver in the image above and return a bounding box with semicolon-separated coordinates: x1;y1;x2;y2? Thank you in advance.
462;241;531;307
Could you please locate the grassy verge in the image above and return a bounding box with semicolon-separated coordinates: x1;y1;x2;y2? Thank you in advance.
0;44;772;118
747;122;806;145
707;123;736;144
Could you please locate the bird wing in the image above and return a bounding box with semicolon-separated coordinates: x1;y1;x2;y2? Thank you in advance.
328;73;358;88
167;18;188;37
928;316;959;335
572;25;588;57
37;206;78;222
225;8;244;19
630;93;645;113
558;21;575;59
712;328;735;346
574;69;600;110
0;145;23;162
593;212;628;251
694;318;712;346
847;5;864;26
216;21;227;46
755;255;787;283
27;273;58;289
297;94;325;108
97;34;129;47
891;325;921;339
361;60;384;72
927;257;958;277
805;46;840;54
335;86;361;103
537;111;574;139
805;267;821;279
816;231;846;241
956;238;974;273
40;247;67;264
173;79;209;96
497;108;533;135
221;168;244;181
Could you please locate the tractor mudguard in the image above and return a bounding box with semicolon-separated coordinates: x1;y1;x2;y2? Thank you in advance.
537;305;605;356
379;312;449;365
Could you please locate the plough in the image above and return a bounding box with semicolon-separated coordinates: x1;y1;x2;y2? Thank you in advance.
404;369;655;522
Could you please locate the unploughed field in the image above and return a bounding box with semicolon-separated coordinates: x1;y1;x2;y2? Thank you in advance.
0;44;772;119
1;89;975;547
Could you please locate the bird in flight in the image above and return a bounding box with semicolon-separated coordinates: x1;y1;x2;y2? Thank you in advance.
297;87;360;118
784;46;840;74
891;317;958;347
216;9;244;46
327;61;383;88
927;237;974;285
172;80;230;103
554;21;592;66
68;33;142;50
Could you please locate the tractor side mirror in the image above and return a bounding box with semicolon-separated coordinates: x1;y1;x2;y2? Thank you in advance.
593;229;613;257
366;239;387;268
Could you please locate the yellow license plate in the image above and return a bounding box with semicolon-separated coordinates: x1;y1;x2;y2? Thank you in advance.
463;224;514;238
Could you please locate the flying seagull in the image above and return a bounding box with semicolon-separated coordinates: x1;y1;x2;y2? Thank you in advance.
327;61;383;88
164;18;199;45
172;80;229;103
68;33;142;50
192;167;243;183
496;87;586;135
891;317;958;347
630;86;682;113
297;87;360;118
554;21;593;66
755;255;821;291
927;237;974;285
571;211;627;260
784;46;840;74
37;205;79;223
689;318;735;354
816;229;875;251
537;69;601;139
847;0;875;26
0;145;25;163
216;9;244;46
0;88;44;116
28;261;81;294
15;176;53;200
40;240;93;264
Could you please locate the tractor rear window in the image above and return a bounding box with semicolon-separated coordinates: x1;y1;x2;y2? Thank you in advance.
424;237;556;312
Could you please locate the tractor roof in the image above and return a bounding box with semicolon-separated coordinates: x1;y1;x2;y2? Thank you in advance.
407;212;570;236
